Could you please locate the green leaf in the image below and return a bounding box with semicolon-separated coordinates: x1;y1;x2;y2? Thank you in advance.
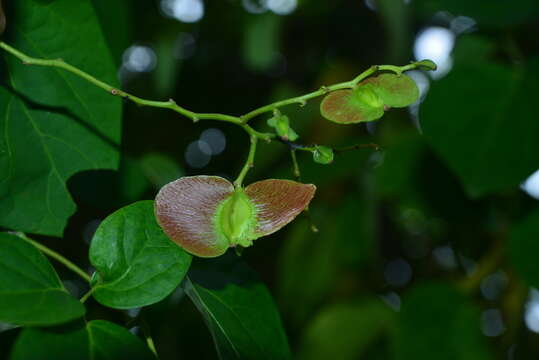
89;201;192;309
0;0;121;236
393;282;491;360
0;233;85;326
421;60;539;197
509;209;539;288
92;0;132;66
139;152;184;189
277;216;338;326
9;320;156;360
184;256;291;360
312;146;334;164
297;299;394;360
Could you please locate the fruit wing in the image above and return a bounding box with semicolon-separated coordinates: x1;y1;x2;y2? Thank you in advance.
155;176;234;257
245;179;316;237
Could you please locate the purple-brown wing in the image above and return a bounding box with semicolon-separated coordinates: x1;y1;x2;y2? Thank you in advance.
245;179;316;237
155;176;234;257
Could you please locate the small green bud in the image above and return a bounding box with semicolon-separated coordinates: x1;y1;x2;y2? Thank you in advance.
267;114;299;141
313;145;334;164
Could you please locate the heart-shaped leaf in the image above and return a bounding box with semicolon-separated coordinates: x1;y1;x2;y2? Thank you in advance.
10;320;156;360
394;282;491;360
185;255;291;360
0;233;85;326
0;0;121;236
297;299;394;360
361;73;420;108
89;201;192;309
155;176;316;257
421;60;539;197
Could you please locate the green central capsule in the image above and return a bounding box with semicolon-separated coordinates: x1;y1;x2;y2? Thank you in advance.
354;84;384;108
216;188;257;248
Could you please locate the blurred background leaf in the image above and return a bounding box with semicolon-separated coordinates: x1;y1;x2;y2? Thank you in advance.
9;320;156;360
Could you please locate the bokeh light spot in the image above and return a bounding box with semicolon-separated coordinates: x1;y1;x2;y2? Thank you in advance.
414;26;455;79
521;169;539;200
161;0;205;23
122;45;157;73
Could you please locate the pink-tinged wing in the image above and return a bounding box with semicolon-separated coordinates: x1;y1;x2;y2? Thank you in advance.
154;176;234;257
320;89;384;124
245;179;316;237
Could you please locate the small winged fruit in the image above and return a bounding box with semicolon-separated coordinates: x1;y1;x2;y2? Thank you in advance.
155;176;316;257
320;73;419;124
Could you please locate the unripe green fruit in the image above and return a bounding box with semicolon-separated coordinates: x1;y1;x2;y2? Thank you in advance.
217;188;257;248
355;84;384;109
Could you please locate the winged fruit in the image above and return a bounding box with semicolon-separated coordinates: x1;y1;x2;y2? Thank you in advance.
320;73;419;124
154;176;316;257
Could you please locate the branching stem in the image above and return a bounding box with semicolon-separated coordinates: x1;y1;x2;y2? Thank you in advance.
0;40;429;185
234;136;258;187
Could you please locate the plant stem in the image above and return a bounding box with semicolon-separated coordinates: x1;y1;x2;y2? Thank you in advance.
0;40;433;184
288;150;318;232
0;40;430;128
79;287;95;303
0;41;273;143
19;234;91;283
240;63;426;121
459;239;504;292
234;136;258;187
333;142;381;154
290;149;301;180
140;318;158;357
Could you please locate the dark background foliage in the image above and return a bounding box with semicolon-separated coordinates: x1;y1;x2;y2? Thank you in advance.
1;0;539;359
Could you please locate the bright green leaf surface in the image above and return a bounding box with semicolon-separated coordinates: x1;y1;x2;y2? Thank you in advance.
185;256;291;360
89;201;192;309
0;0;121;236
393;282;491;360
509;209;539;288
0;233;85;326
9;320;156;360
297;299;394;360
421;61;539;197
